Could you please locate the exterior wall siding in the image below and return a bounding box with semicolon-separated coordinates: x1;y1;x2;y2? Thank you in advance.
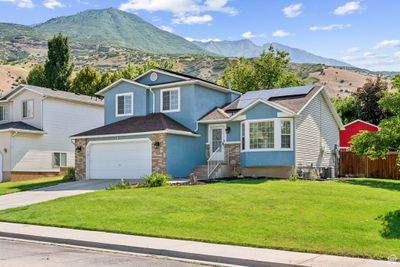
11;98;103;172
104;82;148;124
166;125;207;178
10;90;43;129
295;93;339;168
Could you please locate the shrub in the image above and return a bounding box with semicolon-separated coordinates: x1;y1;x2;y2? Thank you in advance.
144;173;171;187
63;168;75;181
288;168;299;181
106;179;131;190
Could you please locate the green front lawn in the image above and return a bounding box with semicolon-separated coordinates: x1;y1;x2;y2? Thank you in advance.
0;176;65;196
0;178;399;260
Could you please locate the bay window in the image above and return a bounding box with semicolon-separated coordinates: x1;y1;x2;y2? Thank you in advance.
242;118;293;151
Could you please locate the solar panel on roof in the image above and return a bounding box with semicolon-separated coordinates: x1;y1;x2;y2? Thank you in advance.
235;84;314;109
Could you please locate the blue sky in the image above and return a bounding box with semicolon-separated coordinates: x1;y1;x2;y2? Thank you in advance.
0;0;399;71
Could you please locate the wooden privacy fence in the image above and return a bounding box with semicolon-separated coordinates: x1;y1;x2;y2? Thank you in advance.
339;151;400;179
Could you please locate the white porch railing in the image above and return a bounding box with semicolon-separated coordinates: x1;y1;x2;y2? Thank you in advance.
207;145;230;179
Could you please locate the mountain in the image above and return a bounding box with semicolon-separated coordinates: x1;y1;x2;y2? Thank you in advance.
0;8;208;56
193;39;352;67
37;8;209;55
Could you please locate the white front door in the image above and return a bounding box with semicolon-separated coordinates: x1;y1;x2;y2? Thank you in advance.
210;125;226;161
87;139;152;179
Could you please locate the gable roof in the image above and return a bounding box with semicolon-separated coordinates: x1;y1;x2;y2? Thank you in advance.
0;121;45;134
95;68;241;96
198;85;344;128
343;119;379;129
71;113;196;138
2;84;103;106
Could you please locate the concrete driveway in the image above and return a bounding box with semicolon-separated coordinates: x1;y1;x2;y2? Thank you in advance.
0;180;127;211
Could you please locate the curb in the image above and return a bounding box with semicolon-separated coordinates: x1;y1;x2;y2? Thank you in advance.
0;231;297;267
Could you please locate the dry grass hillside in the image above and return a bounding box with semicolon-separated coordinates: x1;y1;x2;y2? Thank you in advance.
0;65;29;96
310;67;392;97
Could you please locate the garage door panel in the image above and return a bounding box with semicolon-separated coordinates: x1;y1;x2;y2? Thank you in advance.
88;140;152;179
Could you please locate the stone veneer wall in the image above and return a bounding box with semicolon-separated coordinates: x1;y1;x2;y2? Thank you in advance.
151;133;167;174
225;143;241;177
74;138;87;180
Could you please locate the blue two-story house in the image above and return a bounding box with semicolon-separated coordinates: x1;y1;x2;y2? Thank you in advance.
72;68;343;180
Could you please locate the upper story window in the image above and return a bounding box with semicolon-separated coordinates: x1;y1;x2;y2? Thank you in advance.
22;99;34;119
0;106;5;121
161;88;180;113
115;93;133;117
242;118;293;151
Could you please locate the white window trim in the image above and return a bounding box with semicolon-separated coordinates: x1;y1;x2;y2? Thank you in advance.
0;106;5;121
160;87;180;113
242;118;294;152
22;99;34;119
115;92;134;117
53;152;67;168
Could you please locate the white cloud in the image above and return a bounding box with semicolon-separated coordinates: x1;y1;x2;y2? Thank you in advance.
309;24;351;31
158;25;174;32
272;30;290;37
0;0;35;8
363;51;375;57
282;3;302;18
172;14;212;24
394;51;400;59
374;40;400;49
43;0;64;9
334;1;361;15
119;0;237;25
185;37;221;42
242;31;255;39
346;47;361;53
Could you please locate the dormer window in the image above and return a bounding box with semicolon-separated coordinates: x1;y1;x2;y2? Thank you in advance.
161;88;180;113
115;93;133;117
22;100;34;119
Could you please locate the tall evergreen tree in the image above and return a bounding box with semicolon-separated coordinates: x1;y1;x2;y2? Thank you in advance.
44;33;74;91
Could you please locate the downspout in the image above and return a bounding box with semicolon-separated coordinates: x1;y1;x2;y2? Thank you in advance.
149;87;155;113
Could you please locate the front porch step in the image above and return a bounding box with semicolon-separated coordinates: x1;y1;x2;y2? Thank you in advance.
191;163;232;180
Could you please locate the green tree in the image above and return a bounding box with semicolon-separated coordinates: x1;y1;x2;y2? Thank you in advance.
218;47;304;92
71;66;101;96
350;88;400;164
26;64;46;87
392;74;400;90
218;58;257;91
44;33;74;91
332;96;361;125
353;77;389;125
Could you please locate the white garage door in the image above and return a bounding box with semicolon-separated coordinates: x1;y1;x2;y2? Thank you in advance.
88;139;152;179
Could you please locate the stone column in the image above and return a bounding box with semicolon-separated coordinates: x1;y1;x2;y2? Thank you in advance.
152;133;167;174
74;138;87;180
225;143;241;177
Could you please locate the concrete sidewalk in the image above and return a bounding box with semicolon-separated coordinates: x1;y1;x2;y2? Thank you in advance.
0;222;397;267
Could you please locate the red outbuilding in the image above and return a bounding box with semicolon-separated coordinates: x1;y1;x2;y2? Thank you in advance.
339;119;379;151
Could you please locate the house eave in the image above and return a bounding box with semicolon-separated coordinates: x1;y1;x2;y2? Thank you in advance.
71;129;200;140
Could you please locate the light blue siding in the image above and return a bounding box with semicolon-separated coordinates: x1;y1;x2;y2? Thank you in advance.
104;82;148;125
166;125;207;177
136;71;183;85
226;121;240;142
152;84;230;130
240;151;295;167
245;102;280;120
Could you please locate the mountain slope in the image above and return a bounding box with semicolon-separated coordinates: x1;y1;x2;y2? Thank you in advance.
193;39;351;67
35;8;208;55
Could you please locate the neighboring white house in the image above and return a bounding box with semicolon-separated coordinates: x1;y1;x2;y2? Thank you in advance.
0;84;104;181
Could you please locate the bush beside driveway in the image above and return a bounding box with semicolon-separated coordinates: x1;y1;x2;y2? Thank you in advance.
0;178;399;260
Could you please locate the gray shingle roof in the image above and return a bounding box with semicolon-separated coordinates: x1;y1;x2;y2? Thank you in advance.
0;121;44;132
72;113;193;138
2;85;104;106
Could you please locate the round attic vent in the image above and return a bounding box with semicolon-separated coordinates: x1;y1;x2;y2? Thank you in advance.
150;72;158;81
